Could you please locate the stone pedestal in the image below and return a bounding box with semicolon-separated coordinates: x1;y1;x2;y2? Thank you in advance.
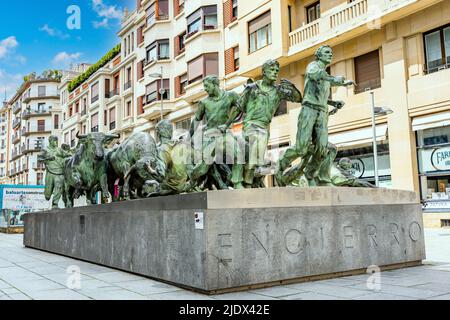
23;187;425;294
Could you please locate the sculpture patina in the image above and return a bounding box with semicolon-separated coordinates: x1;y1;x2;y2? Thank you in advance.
230;59;302;189
189;75;240;190
38;135;72;209
42;48;379;209
276;45;355;187
331;157;376;188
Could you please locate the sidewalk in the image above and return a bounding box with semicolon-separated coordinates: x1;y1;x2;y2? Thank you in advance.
0;229;449;300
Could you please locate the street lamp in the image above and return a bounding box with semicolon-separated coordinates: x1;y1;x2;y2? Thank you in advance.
149;66;165;121
370;91;393;187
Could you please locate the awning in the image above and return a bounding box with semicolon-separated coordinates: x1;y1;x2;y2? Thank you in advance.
329;124;388;148
412;112;450;131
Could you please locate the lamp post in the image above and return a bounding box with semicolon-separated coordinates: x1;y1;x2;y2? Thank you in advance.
149;66;165;121
369;91;393;187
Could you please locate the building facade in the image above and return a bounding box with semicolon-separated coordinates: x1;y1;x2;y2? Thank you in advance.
7;79;61;186
0;101;11;184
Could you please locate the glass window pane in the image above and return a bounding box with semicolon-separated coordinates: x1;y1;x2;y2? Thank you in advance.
425;31;443;70
444;27;450;64
249;32;256;52
159;43;169;59
204;15;217;28
188;18;201;34
256;26;268;49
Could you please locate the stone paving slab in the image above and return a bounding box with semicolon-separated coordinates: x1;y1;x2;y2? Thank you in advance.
0;230;448;300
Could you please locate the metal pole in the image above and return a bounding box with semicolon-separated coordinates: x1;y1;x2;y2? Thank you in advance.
370;92;379;187
160;66;164;121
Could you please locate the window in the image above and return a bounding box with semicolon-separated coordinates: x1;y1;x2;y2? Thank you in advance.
54;114;59;129
91;82;99;103
424;24;450;74
158;0;169;19
176;73;188;97
126;101;132;117
186;6;218;38
177;0;185;14
275;100;287;117
91;113;99;132
179;74;187;95
146;39;170;63
354;50;381;94
175;32;186;57
234;47;240;70
175;118;191;131
137;25;145;45
109;107;116;131
145;79;170;104
137;60;145;80
306;1;320;24
38;86;46;97
37;172;44;186
248;11;272;53
146;3;156;26
442;219;450;227
37;120;45;132
70;129;76;147
232;0;238;19
187;53;219;84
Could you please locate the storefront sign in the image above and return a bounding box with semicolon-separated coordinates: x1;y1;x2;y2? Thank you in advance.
349;158;365;179
422;200;450;211
431;146;450;171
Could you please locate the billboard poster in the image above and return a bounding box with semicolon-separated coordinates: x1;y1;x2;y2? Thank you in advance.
0;185;49;228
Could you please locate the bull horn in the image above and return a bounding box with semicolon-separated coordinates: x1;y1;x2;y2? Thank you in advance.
106;133;121;140
76;132;87;139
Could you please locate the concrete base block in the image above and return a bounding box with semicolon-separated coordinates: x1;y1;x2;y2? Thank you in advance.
23;187;426;294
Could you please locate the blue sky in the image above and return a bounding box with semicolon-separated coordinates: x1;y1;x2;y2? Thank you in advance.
0;0;135;100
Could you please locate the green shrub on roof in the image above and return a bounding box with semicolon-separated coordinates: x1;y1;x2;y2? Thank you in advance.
68;44;121;93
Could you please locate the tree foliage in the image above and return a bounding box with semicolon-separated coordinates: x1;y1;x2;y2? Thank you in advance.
68;44;121;93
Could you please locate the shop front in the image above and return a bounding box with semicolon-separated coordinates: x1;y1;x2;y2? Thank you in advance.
330;125;392;188
414;112;450;227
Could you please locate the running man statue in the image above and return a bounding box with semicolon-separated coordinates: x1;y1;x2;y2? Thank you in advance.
230;59;302;189
276;45;355;186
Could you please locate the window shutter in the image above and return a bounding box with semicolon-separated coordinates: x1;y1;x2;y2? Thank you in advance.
225;47;235;75
188;55;204;82
249;11;271;34
223;0;232;27
354;50;381;93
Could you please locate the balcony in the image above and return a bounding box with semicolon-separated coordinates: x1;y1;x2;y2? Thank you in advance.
22;107;52;119
12;103;22;114
22;143;42;154
12;118;21;129
22;126;51;136
23;91;59;103
288;0;427;58
91;95;99;104
12;133;21;144
124;81;132;91
106;89;119;99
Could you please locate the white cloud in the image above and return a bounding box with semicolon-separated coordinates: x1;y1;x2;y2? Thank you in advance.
52;52;82;66
91;0;123;29
0;69;23;101
39;24;70;40
93;18;109;29
0;36;19;59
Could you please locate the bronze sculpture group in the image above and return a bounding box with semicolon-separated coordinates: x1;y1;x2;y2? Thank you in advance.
40;45;375;209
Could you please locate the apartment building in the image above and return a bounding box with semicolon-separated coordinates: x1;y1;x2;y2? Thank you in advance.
7;79;62;186
0;101;11;184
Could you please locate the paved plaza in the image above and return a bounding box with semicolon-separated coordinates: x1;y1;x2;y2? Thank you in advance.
0;228;449;300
